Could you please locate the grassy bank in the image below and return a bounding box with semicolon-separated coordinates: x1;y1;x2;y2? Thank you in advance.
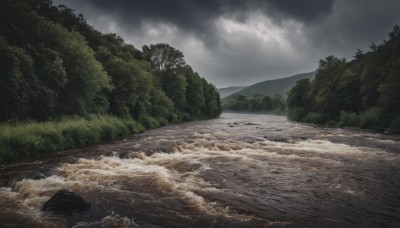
0;115;169;163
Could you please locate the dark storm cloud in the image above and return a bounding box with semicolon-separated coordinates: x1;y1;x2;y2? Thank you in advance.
257;0;334;23
71;0;221;42
55;0;334;44
302;0;400;56
53;0;400;87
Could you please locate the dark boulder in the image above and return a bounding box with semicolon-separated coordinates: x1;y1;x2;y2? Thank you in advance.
25;172;47;180
42;189;90;215
245;123;260;125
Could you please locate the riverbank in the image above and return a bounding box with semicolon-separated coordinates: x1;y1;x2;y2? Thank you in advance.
0;115;169;163
288;110;400;134
222;110;286;116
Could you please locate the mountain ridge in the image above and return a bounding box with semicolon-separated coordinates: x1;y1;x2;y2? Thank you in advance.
223;71;316;101
218;86;247;98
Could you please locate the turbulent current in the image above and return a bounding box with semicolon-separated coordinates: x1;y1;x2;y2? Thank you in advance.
1;113;400;227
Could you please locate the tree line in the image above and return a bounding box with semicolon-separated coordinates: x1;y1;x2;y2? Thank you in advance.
0;0;221;123
287;25;400;132
222;94;286;114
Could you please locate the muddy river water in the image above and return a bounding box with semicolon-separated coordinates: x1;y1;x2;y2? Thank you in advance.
1;113;400;227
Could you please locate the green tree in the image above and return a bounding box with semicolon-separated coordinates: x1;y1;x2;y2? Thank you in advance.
286;78;313;121
142;43;185;71
202;79;221;117
0;38;39;120
313;56;347;119
184;67;205;118
378;59;400;114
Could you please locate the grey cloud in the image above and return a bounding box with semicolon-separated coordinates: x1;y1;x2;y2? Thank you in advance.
55;0;222;44
53;0;400;87
302;0;400;58
54;0;335;45
257;0;335;23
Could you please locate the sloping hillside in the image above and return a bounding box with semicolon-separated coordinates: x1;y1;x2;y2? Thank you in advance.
218;86;247;98
224;72;315;100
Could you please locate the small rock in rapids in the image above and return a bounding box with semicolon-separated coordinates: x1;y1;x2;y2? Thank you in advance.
42;189;90;215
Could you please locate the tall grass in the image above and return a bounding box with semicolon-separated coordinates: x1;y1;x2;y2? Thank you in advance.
0;115;146;163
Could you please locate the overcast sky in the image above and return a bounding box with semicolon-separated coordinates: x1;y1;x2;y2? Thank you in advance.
53;0;400;88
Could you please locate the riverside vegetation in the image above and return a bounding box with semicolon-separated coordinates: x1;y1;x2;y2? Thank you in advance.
0;0;221;162
223;26;400;132
287;25;400;132
222;94;286;115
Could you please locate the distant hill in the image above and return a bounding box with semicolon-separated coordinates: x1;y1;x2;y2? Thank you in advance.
218;86;247;98
224;71;316;101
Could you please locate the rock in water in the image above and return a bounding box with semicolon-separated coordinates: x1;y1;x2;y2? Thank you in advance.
42;189;90;215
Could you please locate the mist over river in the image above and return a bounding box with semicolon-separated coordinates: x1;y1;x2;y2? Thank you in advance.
1;113;400;227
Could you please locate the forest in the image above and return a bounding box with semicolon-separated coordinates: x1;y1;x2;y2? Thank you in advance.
0;0;221;162
222;94;286;114
287;25;400;132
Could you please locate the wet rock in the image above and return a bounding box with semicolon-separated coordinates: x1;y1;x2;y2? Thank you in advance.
245;123;260;125
0;179;6;187
119;151;131;158
42;189;90;215
27;172;47;180
263;137;290;143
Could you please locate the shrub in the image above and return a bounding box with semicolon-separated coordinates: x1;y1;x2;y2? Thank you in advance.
287;107;307;121
139;116;161;129
154;117;169;127
386;115;400;132
121;119;144;134
339;111;360;127
304;112;327;124
359;108;384;130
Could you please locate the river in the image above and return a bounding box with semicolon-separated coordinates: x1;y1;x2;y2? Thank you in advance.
1;113;400;227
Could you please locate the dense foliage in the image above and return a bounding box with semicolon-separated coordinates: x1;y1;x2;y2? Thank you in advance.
0;0;221;161
0;0;221;121
287;26;400;132
222;94;286;114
